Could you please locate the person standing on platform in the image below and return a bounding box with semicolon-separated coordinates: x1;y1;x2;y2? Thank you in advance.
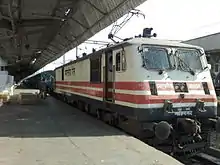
39;78;47;99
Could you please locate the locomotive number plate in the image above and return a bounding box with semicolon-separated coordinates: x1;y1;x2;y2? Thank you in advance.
167;107;193;116
172;111;193;116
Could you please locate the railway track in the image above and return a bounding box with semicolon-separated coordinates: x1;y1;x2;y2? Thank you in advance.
180;152;220;165
175;147;220;164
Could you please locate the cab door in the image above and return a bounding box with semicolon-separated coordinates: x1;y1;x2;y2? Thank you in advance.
103;50;115;102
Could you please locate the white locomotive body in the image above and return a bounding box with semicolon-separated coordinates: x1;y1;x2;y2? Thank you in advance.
54;36;219;157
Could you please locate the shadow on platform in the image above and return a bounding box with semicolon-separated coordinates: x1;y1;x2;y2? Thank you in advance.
0;97;124;138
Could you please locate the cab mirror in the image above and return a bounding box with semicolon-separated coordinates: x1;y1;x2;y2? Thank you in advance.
207;64;211;70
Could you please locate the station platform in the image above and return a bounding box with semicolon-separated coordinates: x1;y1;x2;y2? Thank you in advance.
0;94;182;165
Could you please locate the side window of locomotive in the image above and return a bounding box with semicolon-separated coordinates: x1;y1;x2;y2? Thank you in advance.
90;57;101;83
116;52;121;71
121;51;126;71
116;51;126;72
108;55;113;72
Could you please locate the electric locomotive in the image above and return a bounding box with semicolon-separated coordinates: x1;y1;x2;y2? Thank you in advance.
53;28;220;157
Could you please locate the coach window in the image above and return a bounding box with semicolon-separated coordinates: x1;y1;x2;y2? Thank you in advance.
90;57;101;83
116;50;126;72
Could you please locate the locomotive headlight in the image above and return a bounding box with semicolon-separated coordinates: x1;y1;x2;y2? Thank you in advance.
174;85;179;90
180;85;185;91
173;82;188;93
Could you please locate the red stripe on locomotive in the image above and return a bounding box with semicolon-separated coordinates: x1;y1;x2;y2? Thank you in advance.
56;85;103;98
56;85;216;104
56;81;214;91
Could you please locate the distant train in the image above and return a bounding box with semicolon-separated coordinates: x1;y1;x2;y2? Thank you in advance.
51;28;220;158
24;70;54;93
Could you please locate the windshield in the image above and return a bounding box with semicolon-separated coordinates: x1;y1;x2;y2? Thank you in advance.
175;49;202;71
141;47;173;70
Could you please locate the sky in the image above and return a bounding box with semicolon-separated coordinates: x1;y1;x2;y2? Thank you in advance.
34;0;220;75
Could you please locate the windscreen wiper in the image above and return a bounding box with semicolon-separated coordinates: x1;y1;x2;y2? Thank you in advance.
175;54;195;75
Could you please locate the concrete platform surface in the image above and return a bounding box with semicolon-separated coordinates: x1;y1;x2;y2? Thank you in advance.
0;97;182;165
13;88;40;96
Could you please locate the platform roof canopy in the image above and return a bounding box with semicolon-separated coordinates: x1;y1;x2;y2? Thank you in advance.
183;32;220;53
0;0;146;81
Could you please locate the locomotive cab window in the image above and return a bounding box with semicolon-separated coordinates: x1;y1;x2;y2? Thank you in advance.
116;50;126;71
175;49;202;72
90;57;101;83
141;47;174;70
